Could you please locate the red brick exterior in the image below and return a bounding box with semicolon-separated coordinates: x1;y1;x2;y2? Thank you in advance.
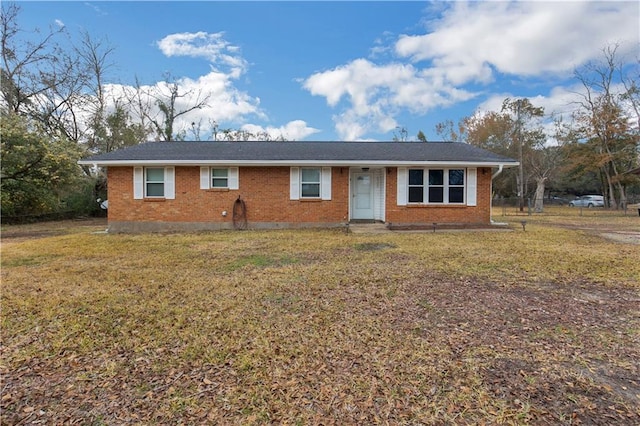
385;167;493;226
106;166;493;232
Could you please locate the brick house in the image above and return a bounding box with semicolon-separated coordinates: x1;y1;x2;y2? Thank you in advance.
79;141;518;232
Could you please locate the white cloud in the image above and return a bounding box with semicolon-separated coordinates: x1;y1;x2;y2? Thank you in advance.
396;1;639;82
152;32;258;135
157;31;247;73
476;85;586;120
148;31;320;140
304;58;476;140
97;69;264;140
241;120;320;141
302;1;638;140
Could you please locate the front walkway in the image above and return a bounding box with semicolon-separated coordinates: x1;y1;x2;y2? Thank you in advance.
348;223;391;234
347;222;513;234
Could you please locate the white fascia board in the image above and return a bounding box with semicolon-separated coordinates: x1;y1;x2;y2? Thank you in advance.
78;159;519;168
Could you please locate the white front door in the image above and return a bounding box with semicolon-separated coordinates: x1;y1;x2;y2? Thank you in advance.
351;172;374;219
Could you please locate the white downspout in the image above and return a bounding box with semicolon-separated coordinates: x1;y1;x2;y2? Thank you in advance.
492;164;504;180
490;164;504;224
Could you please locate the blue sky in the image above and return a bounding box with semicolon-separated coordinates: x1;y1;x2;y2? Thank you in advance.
16;1;640;141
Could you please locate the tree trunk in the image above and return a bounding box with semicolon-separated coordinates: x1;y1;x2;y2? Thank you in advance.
534;177;546;213
615;181;627;209
603;166;617;209
516;173;524;212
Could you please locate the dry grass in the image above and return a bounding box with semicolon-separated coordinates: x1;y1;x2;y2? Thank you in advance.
1;218;639;424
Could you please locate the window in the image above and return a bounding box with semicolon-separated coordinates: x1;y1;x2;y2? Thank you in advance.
211;168;228;188
428;170;444;203
407;168;465;204
408;169;424;203
448;169;465;203
145;167;165;197
301;168;321;198
200;167;238;190
290;167;331;200
134;166;174;200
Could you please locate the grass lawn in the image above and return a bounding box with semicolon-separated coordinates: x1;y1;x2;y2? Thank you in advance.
1;218;639;424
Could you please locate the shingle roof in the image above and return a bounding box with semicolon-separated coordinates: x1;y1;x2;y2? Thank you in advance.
79;141;518;167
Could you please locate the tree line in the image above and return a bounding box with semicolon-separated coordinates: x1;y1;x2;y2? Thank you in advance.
404;45;640;211
1;3;638;221
0;4;281;221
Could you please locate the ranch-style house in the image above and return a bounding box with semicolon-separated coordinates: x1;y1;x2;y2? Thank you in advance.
78;141;518;233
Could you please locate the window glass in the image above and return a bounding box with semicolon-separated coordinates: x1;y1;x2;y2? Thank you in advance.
429;170;444;186
449;187;464;203
146;168;164;182
145;168;164;197
146;183;164;197
212;168;228;188
449;169;464;186
409;187;423;203
428;187;444;203
301;183;320;198
301;168;321;198
409;169;423;186
301;168;320;183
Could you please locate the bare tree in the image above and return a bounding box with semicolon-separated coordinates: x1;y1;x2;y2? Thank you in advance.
139;73;209;141
76;30;116;151
434;119;465;142
530;144;563;212
1;3;65;115
573;44;638;208
392;126;408;142
126;76;153;139
0;3;100;143
217;128;285;141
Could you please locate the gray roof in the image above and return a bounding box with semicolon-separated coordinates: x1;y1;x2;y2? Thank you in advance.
79;141;518;167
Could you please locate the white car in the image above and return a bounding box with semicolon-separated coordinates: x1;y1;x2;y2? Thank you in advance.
568;195;605;208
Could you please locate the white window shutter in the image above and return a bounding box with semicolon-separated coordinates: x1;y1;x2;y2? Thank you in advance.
290;167;300;200
228;167;239;190
466;168;477;206
397;167;408;206
321;167;332;200
133;167;143;199
165;167;175;199
200;166;210;189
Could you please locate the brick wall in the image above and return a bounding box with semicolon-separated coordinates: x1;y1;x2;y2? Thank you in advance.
107;166;350;230
106;166;493;231
384;167;493;226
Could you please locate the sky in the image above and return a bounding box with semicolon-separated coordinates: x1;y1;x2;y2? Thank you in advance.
15;1;640;142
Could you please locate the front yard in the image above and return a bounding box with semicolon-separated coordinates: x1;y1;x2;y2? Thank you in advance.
1;218;639;424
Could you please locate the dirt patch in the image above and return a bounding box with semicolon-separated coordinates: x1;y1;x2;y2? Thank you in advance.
600;231;640;244
353;242;397;251
527;218;640;245
395;276;640;424
1;218;107;245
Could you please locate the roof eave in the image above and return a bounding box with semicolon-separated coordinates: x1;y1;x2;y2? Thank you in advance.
78;159;519;168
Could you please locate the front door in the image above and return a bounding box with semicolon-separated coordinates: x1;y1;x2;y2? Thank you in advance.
351;172;374;220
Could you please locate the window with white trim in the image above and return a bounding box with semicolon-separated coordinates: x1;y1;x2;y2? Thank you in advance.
300;168;321;198
290;167;331;201
211;168;229;188
145;167;165;197
200;167;238;190
407;168;465;204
